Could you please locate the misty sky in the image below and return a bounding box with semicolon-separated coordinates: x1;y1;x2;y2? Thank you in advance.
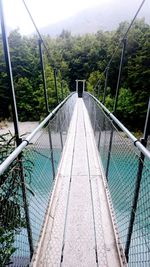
2;0;149;35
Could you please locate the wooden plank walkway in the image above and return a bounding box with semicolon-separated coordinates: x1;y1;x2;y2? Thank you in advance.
31;98;126;267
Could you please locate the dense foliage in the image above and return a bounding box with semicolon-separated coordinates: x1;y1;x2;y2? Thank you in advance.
0;133;34;266
0;30;69;122
0;19;149;130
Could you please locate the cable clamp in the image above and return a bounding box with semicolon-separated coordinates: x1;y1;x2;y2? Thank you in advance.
134;139;139;146
24;139;30;145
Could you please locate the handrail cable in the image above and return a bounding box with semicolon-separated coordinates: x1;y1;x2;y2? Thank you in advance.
23;0;65;104
93;0;146;96
0;93;75;176
103;0;146;72
87;92;150;161
22;0;54;65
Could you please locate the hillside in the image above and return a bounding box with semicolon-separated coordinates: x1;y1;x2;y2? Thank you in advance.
40;1;150;36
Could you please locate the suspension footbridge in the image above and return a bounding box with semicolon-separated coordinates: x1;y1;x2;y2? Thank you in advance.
1;91;150;267
0;0;150;266
31;97;124;267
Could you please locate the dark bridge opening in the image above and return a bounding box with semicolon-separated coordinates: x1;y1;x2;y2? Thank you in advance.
78;85;83;98
76;80;85;98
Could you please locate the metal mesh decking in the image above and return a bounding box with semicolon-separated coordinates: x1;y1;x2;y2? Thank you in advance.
84;92;150;267
0;94;77;267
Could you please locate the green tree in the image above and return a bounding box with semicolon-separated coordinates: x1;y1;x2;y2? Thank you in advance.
0;36;10;119
0;133;33;266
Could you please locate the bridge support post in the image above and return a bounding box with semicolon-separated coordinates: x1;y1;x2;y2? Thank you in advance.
59;114;63;151
39;39;56;179
76;80;78;93
97;81;101;99
97;131;101;151
113;38;127;114
0;0;20;146
48;124;55;180
103;67;109;104
0;0;34;260
61;80;64;100
83;80;85;92
39;39;49;114
125;98;150;262
54;68;59;104
93;103;97;135
93;86;96;97
97;117;104;151
19;154;34;259
105;39;126;180
105;126;114;180
97;80;102;149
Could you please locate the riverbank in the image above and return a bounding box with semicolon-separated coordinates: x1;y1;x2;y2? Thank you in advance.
0;121;39;138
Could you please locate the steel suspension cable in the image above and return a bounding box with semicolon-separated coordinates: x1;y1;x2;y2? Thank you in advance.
22;0;53;64
103;0;146;72
93;0;146;95
22;0;64;104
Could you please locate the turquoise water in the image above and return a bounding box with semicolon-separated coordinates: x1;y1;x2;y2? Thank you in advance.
28;148;61;242
12;148;61;266
84;96;150;265
100;145;150;266
11;141;150;266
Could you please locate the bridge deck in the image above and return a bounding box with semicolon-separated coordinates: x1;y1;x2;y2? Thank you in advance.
31;99;125;267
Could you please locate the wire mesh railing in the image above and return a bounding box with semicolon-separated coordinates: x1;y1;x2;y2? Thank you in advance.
0;93;77;267
83;92;150;267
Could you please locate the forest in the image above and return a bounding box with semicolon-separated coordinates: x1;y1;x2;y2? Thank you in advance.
0;18;150;131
